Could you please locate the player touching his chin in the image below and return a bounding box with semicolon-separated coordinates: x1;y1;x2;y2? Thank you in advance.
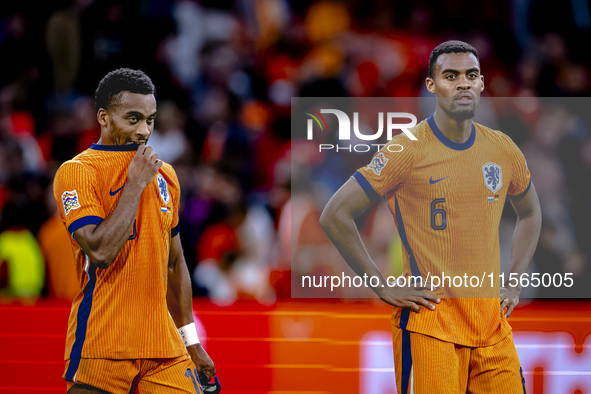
54;68;216;393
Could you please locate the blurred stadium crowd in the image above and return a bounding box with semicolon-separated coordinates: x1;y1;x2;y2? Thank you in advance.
1;0;591;304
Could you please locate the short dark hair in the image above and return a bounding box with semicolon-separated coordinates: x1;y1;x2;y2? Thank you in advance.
428;41;479;79
95;68;155;112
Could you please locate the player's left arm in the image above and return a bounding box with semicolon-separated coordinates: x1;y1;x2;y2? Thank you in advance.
501;183;542;318
167;234;216;381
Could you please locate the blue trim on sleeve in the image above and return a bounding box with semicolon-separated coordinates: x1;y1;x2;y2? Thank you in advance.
68;216;104;238
90;143;140;151
508;179;532;201
65;264;97;382
171;224;180;238
352;172;381;204
427;115;475;151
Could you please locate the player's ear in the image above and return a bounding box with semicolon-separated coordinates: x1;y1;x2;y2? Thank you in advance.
480;75;484;92
97;108;108;128
426;77;436;95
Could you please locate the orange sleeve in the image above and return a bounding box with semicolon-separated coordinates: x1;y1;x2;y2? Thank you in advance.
507;142;532;200
168;167;181;237
53;161;106;237
353;136;415;202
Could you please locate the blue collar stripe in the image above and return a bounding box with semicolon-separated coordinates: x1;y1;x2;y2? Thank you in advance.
427;115;475;151
90;143;140;151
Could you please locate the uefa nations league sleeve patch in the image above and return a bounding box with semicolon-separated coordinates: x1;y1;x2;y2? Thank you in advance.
62;190;81;216
366;152;389;176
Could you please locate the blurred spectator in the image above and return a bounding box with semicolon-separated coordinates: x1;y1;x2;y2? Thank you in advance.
193;168;276;305
148;100;188;164
45;0;89;92
0;228;45;298
0;199;45;298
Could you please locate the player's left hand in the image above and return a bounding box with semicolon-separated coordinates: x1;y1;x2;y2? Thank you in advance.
500;286;520;318
187;343;216;382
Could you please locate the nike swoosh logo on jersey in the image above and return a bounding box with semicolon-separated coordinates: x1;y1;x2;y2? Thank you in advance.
429;176;448;185
109;185;124;196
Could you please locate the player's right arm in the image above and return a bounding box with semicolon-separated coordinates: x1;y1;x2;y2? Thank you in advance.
319;178;439;313
72;145;161;269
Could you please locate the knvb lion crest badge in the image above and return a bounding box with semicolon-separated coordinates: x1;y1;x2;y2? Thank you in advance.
482;162;502;193
157;174;170;204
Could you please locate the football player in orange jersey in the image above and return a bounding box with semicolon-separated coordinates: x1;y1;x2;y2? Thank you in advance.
54;69;216;393
320;41;542;393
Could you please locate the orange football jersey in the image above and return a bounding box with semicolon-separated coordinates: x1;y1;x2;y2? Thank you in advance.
355;116;531;347
53;143;186;381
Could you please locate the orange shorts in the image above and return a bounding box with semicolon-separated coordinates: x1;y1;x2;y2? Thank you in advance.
393;327;527;394
64;353;203;394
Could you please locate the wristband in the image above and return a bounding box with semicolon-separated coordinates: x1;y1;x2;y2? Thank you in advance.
178;322;200;347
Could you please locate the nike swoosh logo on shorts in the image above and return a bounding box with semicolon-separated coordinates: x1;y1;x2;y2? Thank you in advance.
109;185;124;196
429;176;448;185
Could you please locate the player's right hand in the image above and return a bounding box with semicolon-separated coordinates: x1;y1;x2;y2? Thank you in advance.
377;283;440;313
127;145;162;189
188;343;216;382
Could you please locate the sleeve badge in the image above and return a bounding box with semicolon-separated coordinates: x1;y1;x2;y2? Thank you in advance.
157;174;170;204
366;152;389;176
482;162;503;193
62;190;81;216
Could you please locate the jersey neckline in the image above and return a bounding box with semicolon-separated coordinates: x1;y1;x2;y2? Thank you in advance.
427;115;476;151
90;143;140;151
